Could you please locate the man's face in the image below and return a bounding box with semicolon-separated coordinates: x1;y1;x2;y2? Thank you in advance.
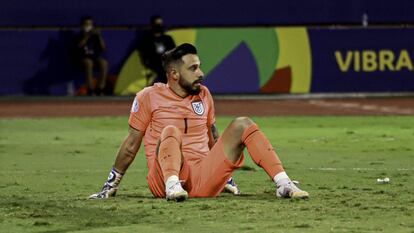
151;18;164;34
176;54;204;95
154;18;163;27
82;19;94;32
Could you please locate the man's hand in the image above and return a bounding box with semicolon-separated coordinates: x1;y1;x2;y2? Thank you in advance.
223;177;241;195
89;167;124;199
89;183;118;199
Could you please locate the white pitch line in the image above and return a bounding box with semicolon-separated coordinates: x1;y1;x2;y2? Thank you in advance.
309;167;414;171
0;168;413;175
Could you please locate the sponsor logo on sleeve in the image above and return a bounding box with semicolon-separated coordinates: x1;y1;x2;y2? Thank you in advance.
131;98;139;113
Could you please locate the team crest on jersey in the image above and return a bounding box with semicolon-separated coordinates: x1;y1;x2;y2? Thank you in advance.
191;101;205;115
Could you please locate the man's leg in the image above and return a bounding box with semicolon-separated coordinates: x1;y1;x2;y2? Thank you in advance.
96;57;108;95
81;58;94;95
220;117;309;199
156;125;188;201
188;137;245;197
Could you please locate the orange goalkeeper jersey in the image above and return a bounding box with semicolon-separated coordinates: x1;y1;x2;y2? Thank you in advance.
129;83;215;169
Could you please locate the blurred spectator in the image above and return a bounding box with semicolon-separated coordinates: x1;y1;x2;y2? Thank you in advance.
137;15;175;85
75;16;108;95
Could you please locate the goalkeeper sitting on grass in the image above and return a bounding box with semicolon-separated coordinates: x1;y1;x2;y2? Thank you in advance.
89;43;309;201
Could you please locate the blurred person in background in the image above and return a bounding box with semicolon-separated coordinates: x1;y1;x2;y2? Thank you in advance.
75;16;108;95
137;15;176;85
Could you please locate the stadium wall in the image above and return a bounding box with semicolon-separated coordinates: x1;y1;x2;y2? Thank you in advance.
1;27;414;95
1;0;413;27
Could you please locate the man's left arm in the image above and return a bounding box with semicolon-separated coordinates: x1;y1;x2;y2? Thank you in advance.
208;123;219;149
205;89;241;194
94;29;106;51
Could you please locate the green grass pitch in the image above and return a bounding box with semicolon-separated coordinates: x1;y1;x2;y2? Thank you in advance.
1;116;414;232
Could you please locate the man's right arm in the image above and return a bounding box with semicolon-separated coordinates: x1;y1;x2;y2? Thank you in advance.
77;32;91;48
113;127;144;173
89;90;151;199
89;127;144;199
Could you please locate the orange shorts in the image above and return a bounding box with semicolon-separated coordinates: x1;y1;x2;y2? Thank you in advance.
146;136;244;198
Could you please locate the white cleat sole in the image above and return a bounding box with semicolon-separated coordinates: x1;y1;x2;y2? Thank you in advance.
224;184;241;195
291;191;309;199
166;190;188;202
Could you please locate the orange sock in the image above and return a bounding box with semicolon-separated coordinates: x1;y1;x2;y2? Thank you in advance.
158;130;182;183
242;123;285;179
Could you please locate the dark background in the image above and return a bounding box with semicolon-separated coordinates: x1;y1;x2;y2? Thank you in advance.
1;0;413;27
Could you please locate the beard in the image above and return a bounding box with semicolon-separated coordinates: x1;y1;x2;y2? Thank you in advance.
179;77;202;95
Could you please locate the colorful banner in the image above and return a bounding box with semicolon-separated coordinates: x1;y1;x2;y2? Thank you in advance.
117;27;414;95
1;27;414;95
116;28;312;95
309;28;414;92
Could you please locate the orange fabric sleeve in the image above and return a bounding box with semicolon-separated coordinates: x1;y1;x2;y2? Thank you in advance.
128;90;152;131
205;88;216;126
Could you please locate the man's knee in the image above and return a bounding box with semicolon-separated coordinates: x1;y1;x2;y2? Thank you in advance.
82;58;93;69
97;58;108;69
160;125;182;143
229;117;255;135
